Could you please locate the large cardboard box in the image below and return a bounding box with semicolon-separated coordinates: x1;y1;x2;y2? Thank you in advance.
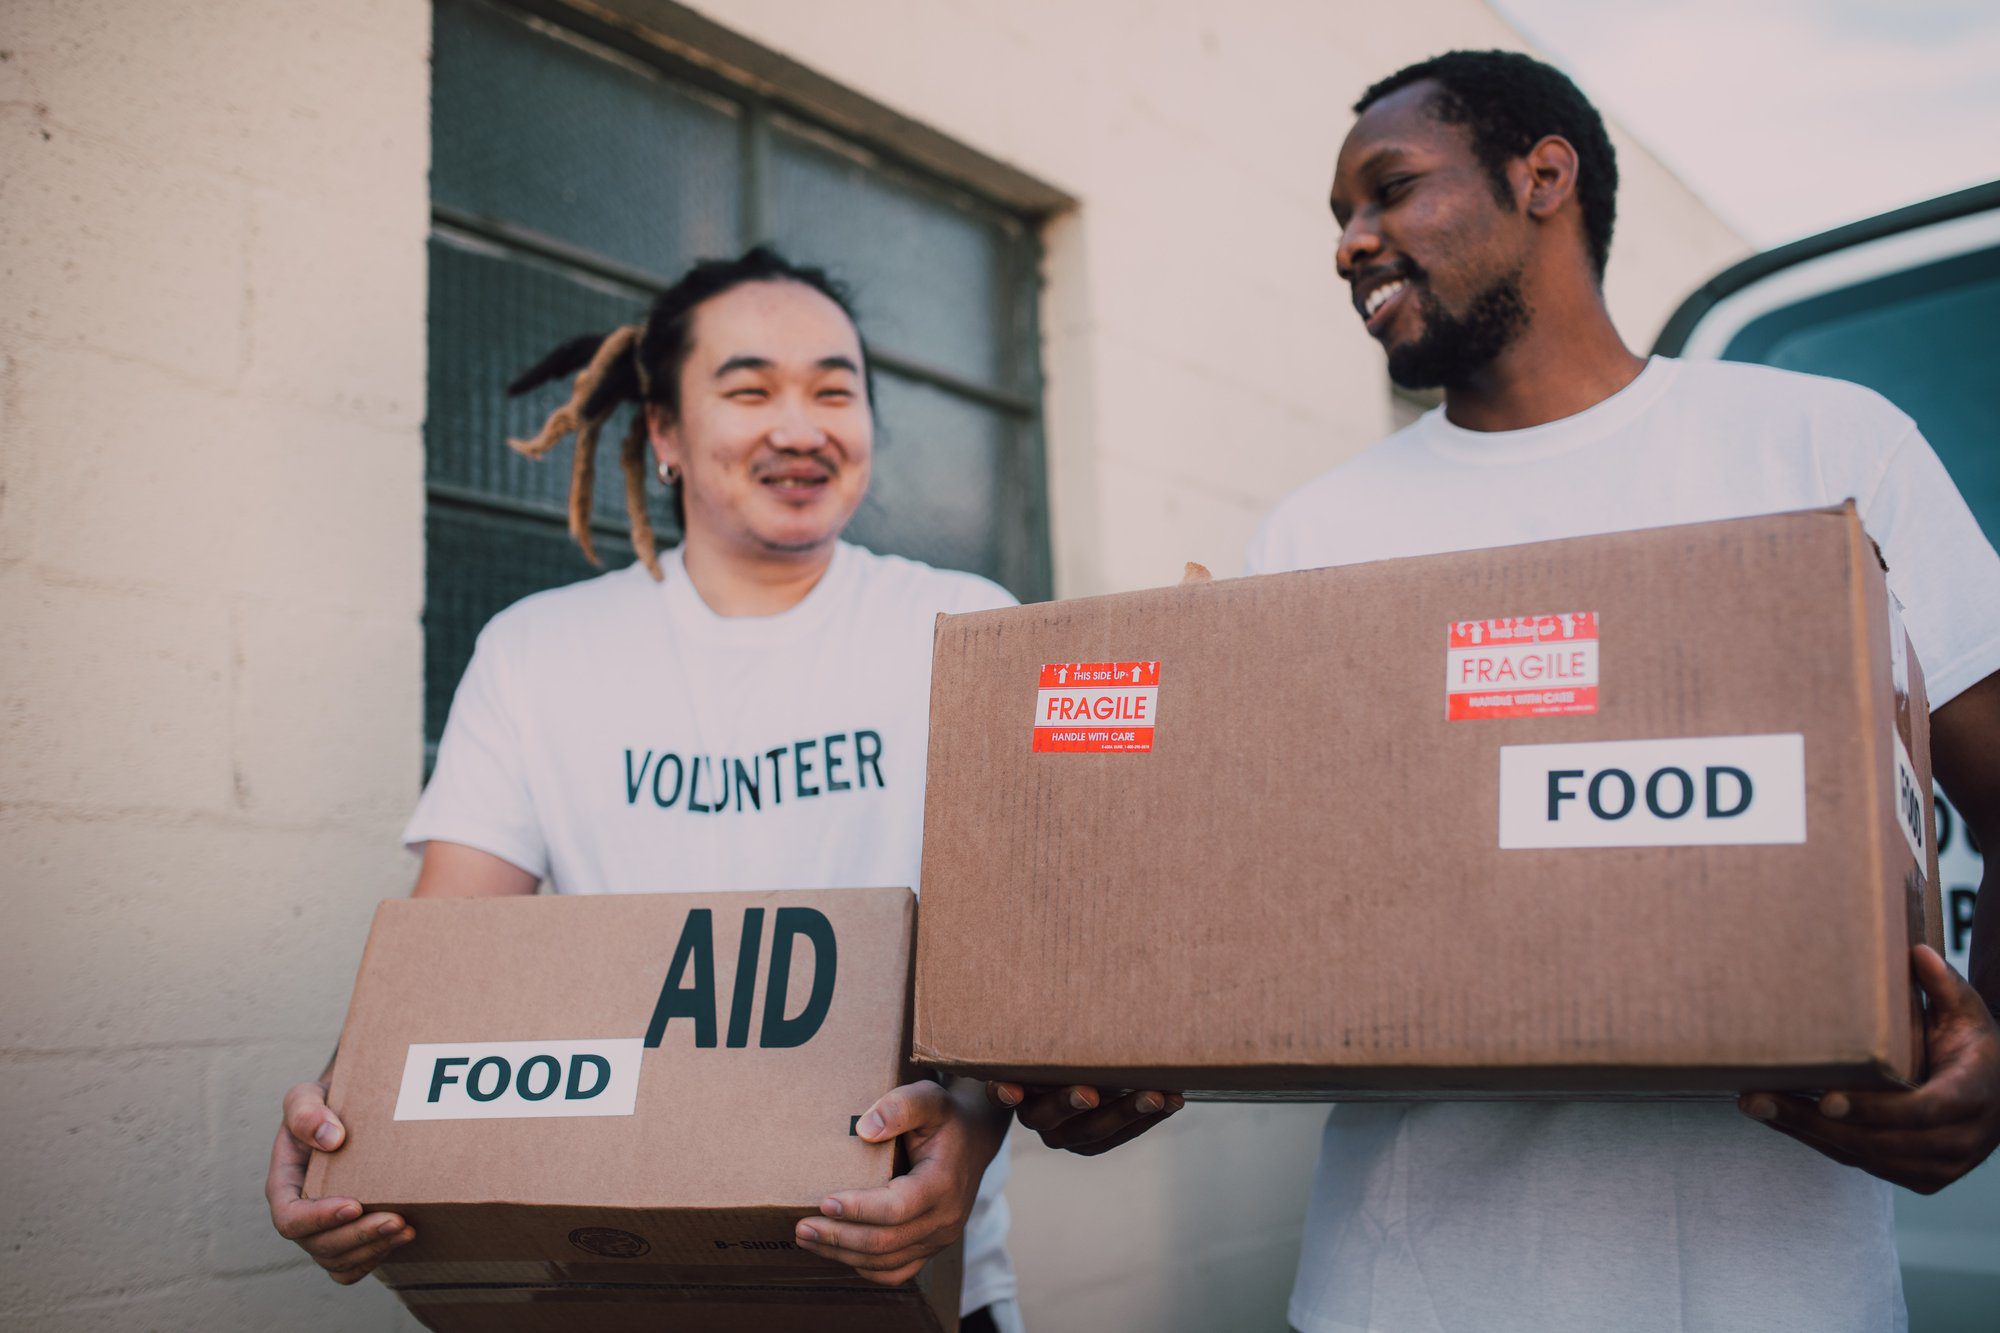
308;889;959;1332
915;506;1943;1097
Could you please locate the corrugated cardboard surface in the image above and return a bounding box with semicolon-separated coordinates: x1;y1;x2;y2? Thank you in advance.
916;507;1941;1096
309;890;956;1332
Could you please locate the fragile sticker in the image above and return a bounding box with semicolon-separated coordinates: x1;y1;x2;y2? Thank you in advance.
1033;661;1160;753
1447;612;1599;720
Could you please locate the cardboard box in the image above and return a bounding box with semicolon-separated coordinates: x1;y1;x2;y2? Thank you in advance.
308;889;959;1332
914;505;1943;1098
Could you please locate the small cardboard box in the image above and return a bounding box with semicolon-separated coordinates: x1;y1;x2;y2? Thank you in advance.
308;889;959;1332
914;505;1943;1098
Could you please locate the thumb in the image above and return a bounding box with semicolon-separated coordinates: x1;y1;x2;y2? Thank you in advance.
283;1081;345;1153
854;1081;950;1144
1912;944;1980;1020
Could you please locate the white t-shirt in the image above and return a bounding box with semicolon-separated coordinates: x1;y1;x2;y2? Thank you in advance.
1246;357;2000;1333
405;539;1020;1316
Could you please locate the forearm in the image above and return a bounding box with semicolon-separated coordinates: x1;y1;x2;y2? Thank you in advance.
1969;860;1998;1017
1930;672;2000;1014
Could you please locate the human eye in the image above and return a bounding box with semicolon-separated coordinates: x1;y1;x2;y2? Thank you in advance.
1380;174;1417;204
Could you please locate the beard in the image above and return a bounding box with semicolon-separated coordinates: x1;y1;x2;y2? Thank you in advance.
1385;267;1532;391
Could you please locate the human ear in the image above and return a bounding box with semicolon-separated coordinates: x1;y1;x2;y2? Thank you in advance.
644;402;682;473
1521;134;1579;220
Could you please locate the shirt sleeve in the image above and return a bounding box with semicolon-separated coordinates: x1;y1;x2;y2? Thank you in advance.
1858;425;2000;707
402;623;550;878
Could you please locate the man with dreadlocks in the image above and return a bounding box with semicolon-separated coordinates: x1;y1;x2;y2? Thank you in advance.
263;247;1178;1331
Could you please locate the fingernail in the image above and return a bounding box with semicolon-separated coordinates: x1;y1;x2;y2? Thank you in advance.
995;1086;1021;1107
858;1111;886;1139
1821;1094;1850;1120
379;1220;403;1237
1068;1089;1093;1111
821;1198;844;1219
1136;1093;1163;1114
395;1228;416;1244
1167;1095;1185;1111
315;1122;341;1150
336;1202;361;1222
796;1224;819;1243
1742;1097;1776;1122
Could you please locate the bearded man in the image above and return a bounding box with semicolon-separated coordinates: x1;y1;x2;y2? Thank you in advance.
1242;50;2000;1333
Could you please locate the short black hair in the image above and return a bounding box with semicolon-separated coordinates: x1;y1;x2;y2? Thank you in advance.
1355;50;1618;279
632;246;872;424
507;245;871;428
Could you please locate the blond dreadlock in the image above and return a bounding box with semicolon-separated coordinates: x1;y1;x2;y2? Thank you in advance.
506;324;664;577
617;411;660;579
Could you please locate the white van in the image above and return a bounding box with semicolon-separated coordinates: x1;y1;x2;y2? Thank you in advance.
1655;179;2000;1331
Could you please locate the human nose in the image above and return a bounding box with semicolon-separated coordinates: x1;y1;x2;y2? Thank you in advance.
767;393;830;451
1335;209;1381;280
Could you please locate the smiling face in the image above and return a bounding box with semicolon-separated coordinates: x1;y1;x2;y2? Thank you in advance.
648;280;873;560
1331;81;1536;390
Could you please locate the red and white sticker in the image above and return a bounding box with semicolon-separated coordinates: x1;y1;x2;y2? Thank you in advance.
1032;661;1160;753
1447;613;1598;720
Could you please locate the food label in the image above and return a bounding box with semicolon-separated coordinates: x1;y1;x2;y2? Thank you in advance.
1884;593;1927;868
1448;613;1598;720
1033;661;1160;753
394;1038;644;1120
1498;734;1807;848
1893;735;1927;866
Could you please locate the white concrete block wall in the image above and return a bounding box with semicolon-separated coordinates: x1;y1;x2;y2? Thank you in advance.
1;0;1740;1328
0;1;430;1327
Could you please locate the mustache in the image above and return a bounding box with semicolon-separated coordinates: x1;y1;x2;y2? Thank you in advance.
751;451;838;481
1351;258;1425;291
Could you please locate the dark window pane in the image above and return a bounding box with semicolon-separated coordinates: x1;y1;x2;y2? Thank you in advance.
424;506;636;744
427;234;669;530
432;0;742;275
845;373;1011;582
768;116;1016;390
1724;248;2000;546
